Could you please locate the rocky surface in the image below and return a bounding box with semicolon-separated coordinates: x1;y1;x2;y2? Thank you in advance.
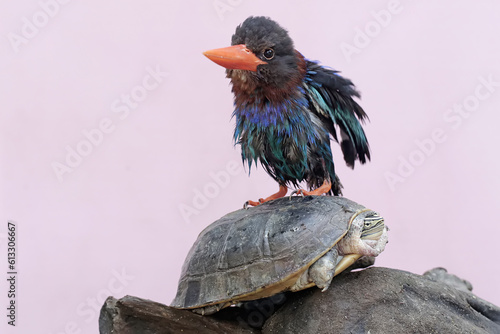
263;267;500;334
423;266;473;292
99;267;500;334
99;295;259;334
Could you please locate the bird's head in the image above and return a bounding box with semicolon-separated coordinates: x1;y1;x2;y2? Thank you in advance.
203;16;304;100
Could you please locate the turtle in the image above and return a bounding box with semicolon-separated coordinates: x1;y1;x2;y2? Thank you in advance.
171;196;388;315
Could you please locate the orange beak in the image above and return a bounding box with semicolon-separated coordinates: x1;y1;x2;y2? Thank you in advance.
203;44;267;72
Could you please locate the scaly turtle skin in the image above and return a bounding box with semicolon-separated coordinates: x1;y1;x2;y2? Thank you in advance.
171;196;388;315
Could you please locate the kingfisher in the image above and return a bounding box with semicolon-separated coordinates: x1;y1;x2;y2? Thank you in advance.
203;16;370;207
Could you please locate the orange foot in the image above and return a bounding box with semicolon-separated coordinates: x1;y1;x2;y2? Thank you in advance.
244;185;288;209
291;180;332;197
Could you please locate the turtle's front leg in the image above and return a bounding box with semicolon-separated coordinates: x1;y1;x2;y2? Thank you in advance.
290;248;339;292
308;248;338;292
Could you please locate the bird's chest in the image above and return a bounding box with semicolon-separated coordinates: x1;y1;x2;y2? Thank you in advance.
234;102;321;162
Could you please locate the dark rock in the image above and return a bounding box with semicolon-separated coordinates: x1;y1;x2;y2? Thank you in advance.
262;267;500;334
423;267;473;292
98;295;258;334
213;294;287;330
99;268;500;334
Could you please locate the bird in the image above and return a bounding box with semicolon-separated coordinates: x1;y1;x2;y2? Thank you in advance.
203;16;370;207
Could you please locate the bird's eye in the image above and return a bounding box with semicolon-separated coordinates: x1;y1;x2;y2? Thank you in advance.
263;48;274;60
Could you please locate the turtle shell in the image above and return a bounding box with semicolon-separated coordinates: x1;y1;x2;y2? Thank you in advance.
171;196;368;310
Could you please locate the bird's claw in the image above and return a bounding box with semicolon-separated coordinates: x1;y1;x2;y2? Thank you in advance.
289;189;305;200
243;198;264;209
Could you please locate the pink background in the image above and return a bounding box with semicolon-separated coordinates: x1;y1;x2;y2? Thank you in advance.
2;1;500;333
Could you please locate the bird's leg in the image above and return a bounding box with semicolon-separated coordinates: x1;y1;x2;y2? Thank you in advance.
291;180;332;197
244;185;288;209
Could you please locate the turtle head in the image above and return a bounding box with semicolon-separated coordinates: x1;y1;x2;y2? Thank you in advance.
336;210;388;258
360;212;385;241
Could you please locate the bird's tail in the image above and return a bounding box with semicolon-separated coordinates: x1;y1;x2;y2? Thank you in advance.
335;96;370;169
331;174;343;196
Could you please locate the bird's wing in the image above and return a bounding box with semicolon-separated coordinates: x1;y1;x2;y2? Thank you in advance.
303;60;370;168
